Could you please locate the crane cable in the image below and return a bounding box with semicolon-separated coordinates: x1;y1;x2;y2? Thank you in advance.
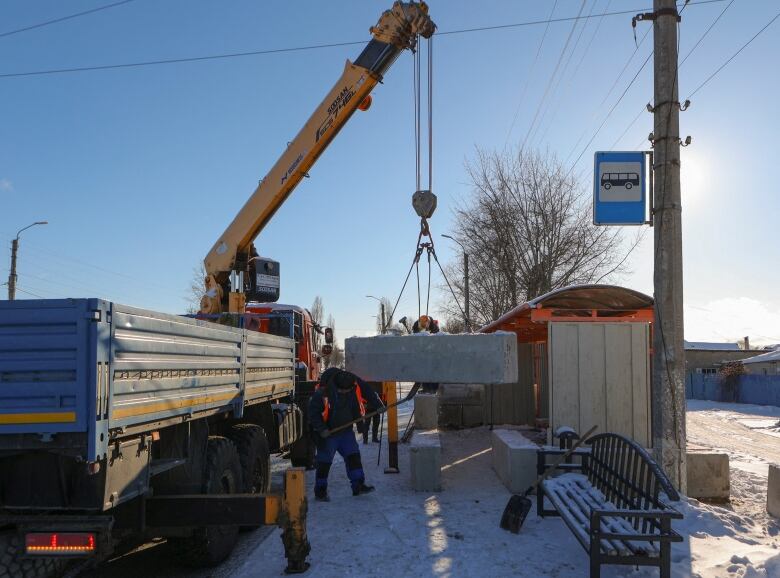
383;35;467;331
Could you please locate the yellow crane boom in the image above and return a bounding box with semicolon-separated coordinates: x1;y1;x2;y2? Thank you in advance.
202;1;435;314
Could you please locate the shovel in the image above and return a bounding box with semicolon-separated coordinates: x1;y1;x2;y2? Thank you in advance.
499;425;598;534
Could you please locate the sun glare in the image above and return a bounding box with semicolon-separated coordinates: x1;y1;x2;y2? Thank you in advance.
680;150;707;208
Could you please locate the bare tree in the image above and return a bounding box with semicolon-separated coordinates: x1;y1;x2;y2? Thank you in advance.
311;296;324;327
186;263;207;314
442;149;642;327
325;313;344;368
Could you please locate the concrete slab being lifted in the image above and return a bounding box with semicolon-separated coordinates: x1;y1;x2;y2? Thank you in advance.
345;332;518;384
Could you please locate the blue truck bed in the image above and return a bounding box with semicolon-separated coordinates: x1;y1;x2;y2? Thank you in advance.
0;299;295;462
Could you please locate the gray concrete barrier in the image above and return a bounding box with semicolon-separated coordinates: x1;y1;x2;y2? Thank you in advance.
687;452;730;501
414;393;438;429
491;429;538;493
768;464;780;518
410;429;441;492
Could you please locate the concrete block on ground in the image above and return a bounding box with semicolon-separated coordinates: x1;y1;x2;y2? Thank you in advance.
410;429;441;492
437;405;462;429
414;394;438;430
491;429;538;493
769;464;780;518
461;404;484;428
687;452;730;501
345;333;518;384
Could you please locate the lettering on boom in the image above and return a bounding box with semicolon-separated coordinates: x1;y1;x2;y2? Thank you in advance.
315;75;366;143
280;152;305;186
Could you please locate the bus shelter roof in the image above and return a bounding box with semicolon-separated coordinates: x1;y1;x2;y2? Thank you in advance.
479;284;654;343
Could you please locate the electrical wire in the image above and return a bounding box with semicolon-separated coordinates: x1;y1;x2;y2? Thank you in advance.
0;0;137;39
566;50;653;177
518;0;588;156
0;1;728;80
679;0;736;66
686;8;780;98
528;0;596;150
503;0;559;150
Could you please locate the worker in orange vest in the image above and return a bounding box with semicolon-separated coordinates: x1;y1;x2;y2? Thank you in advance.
309;368;382;501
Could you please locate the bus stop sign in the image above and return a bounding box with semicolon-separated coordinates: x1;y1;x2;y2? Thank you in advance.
593;151;647;225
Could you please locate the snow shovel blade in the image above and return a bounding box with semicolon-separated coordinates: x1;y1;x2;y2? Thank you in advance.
500;494;532;534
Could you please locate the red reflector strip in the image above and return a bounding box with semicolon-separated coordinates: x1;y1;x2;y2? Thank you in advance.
26;533;96;555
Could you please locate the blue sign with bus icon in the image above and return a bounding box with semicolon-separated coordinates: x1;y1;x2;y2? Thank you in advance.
593;151;647;225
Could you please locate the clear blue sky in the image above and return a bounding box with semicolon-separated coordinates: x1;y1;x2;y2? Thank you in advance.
2;0;779;344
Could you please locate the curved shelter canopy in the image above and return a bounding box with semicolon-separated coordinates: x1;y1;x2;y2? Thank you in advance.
480;284;654;342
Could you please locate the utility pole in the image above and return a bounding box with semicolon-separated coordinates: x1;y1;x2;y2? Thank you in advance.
442;234;470;332
463;251;470;332
8;238;18;300
651;0;686;492
8;221;48;300
366;295;386;334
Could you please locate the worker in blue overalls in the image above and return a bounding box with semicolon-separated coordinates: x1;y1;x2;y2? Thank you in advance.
309;368;383;501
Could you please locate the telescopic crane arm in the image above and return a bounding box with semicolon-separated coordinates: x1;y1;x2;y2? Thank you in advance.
201;2;435;314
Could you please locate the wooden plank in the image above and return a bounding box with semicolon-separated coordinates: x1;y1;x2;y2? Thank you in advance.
577;324;606;436
605;324;634;438
631;324;651;446
549;324;581;434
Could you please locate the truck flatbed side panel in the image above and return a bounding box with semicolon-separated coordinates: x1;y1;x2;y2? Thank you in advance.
0;299;107;439
244;329;295;405
109;305;246;427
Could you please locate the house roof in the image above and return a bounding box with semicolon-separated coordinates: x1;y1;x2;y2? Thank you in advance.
741;349;780;364
684;341;741;351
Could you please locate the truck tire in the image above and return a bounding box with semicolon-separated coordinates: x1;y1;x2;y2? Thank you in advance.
0;531;64;578
171;436;242;568
228;424;271;494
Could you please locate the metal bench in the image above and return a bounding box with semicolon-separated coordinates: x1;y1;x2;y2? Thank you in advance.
536;433;683;578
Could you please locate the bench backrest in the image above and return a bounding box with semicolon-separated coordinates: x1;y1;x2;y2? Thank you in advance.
585;433;679;530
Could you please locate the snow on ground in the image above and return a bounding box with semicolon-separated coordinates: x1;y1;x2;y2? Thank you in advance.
238;399;780;578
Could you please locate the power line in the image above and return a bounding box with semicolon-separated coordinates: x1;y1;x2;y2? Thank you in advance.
566;49;653;176
0;0;137;39
687;8;780;98
503;0;559;149
519;0;588;155
0;0;728;80
679;0;736;66
527;0;596;150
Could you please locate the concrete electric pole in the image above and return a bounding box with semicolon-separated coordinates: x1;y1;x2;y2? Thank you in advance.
651;0;686;492
7;221;48;300
442;234;470;332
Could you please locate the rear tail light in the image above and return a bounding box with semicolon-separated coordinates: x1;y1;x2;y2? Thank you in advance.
25;533;96;555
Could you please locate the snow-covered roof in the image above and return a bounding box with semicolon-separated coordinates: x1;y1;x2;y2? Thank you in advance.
684;340;741;351
741;349;780;364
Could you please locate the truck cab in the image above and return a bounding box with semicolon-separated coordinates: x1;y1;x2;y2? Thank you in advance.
245;303;325;382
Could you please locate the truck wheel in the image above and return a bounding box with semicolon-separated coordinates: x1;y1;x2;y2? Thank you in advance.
228;424;271;494
171;437;242;568
0;530;65;578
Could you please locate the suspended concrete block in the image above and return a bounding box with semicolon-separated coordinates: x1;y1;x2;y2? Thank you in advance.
345;332;518;384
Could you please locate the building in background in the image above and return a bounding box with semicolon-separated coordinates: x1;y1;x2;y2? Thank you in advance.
684;340;761;376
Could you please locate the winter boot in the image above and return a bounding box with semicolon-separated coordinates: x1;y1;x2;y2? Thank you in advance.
352;482;375;496
314;487;330;502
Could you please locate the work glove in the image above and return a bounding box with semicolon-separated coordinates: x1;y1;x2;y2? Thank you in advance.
319;429;331;439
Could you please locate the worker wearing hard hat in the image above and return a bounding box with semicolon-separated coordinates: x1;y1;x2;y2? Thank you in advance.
309;368;383;502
